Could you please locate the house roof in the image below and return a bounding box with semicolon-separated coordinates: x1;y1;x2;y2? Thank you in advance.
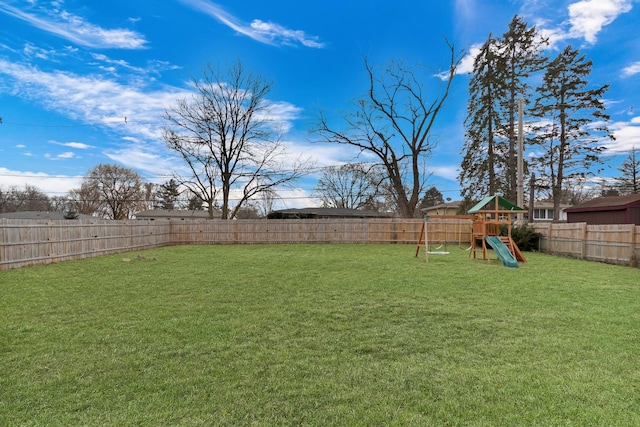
530;201;571;209
468;195;526;214
136;209;212;219
0;211;95;220
564;194;640;213
422;200;461;212
268;207;393;219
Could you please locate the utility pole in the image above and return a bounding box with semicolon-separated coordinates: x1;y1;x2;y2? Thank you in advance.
517;98;524;223
528;173;535;224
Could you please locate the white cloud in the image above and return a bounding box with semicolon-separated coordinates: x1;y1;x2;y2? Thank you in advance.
179;0;325;48
430;164;459;181
104;147;184;181
51;141;94;149
0;59;302;146
605;117;640;153
0;2;147;49
456;43;483;75
567;0;633;43
45;151;76;160
272;187;319;209
283;140;360;171
622;61;640;77
0;57;306;179
23;43;58;60
249;19;325;48
265;101;303;133
0;58;188;141
0;167;82;196
533;0;635;48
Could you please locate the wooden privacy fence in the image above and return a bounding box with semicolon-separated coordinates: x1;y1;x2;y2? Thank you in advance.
0;217;472;270
170;217;471;246
3;217;639;270
531;222;640;268
0;219;172;270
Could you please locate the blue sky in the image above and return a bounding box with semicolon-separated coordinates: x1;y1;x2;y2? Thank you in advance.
0;0;639;208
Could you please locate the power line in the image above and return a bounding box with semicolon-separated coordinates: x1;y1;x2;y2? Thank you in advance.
0;118;153;128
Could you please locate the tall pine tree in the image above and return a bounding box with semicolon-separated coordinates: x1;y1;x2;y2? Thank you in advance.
531;45;613;219
459;36;504;200
459;16;547;201
498;16;548;201
616;147;640;195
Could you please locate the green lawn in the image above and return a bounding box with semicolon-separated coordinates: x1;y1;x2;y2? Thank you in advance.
1;244;639;426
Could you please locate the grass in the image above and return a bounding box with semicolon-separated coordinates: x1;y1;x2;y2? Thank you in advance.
1;244;639;426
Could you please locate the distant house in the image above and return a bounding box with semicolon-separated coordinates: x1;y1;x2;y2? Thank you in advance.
564;194;640;225
267;207;393;219
422;200;462;216
529;201;570;222
135;209;213;221
0;211;95;220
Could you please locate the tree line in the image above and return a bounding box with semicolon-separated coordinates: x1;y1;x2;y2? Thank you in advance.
3;17;639;219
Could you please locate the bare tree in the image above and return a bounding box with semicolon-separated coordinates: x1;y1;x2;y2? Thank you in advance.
73;163;145;219
163;60;313;219
68;185;101;217
313;42;463;217
252;188;277;218
49;196;71;212
0;184;51;212
314;162;385;210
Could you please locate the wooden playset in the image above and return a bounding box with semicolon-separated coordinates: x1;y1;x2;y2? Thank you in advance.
468;195;527;266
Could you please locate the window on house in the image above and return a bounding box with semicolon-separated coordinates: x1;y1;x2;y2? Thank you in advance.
533;208;554;220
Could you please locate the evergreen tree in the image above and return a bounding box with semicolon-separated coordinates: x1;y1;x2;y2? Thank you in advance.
531;45;613;220
155;179;182;210
186;193;204;211
459;16;547;201
616;147;640;195
459;36;504;200
498;16;548;201
419;186;445;210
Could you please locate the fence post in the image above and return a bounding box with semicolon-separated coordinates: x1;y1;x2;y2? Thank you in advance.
546;222;553;252
581;222;588;260
629;224;637;267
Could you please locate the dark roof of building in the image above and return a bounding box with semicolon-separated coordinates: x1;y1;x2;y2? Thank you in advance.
564;194;640;212
422;200;462;212
135;209;212;219
530;201;571;209
0;211;95;220
268;207;393;219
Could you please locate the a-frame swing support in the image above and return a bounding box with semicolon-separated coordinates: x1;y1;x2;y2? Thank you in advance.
415;216;455;262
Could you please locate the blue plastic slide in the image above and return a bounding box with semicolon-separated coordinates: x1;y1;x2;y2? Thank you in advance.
485;236;519;268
